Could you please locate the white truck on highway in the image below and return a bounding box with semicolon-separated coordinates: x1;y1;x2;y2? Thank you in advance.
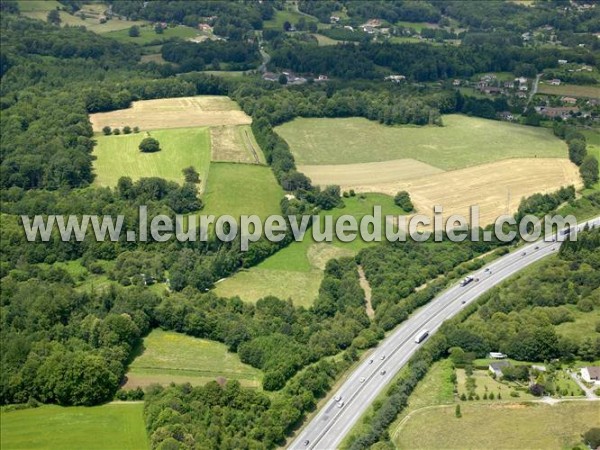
414;329;429;344
460;276;474;287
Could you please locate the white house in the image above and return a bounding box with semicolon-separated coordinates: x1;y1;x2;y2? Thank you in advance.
549;78;561;85
581;367;600;385
489;352;507;359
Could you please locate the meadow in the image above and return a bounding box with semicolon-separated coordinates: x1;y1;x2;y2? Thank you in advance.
104;24;200;45
537;83;600;98
93;128;211;187
394;401;598;449
202;162;284;219
89;96;252;132
18;1;148;33
125;329;262;389
213;193;404;306
1;403;148;450
276;115;567;168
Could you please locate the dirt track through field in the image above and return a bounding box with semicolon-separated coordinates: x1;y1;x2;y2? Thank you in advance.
90;96;251;131
317;158;581;226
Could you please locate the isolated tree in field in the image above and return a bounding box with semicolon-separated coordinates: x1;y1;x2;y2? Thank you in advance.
129;25;140;37
278;74;288;85
123;126;132;134
47;9;61;25
139;137;160;153
580;155;599;188
102;126;112;136
568;139;587;165
182;166;200;183
394;191;414;212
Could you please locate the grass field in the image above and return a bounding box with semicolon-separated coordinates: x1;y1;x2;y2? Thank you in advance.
537;83;600;98
90;96;252;132
213;193;403;306
202;162;284;219
93;128;211;188
125;329;262;389
276;115;567;168
19;1;148;33
263;8;318;30
1;403;148;450
394;402;599;449
104;24;200;45
311;33;340;46
556;305;600;342
210;125;265;164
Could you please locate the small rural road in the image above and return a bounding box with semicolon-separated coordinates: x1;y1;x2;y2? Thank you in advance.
568;370;598;400
357;266;374;319
288;216;600;450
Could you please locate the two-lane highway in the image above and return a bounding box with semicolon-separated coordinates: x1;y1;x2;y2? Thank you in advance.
289;217;600;450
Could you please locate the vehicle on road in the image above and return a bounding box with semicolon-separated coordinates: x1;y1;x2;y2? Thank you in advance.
414;329;429;343
359;377;365;383
460;276;474;287
522;252;526;256
380;355;385;360
337;401;344;408
380;370;386;375
484;268;490;272
368;359;373;364
303;440;310;446
334;395;342;402
461;300;466;304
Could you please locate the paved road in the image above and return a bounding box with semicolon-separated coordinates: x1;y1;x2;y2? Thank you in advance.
288;216;600;450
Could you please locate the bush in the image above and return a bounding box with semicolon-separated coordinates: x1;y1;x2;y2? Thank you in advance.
584;428;600;449
394;191;414;212
129;25;140;37
139;137;161;153
123;126;132;134
113;128;121;135
102;126;112;135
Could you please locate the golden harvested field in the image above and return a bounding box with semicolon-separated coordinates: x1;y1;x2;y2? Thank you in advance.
211;125;265;164
342;158;581;226
90;96;251;132
298;159;444;186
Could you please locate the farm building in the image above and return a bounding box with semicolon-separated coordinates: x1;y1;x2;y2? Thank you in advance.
549;79;562;85
489;361;512;377
581;367;600;385
488;352;508;359
561;97;577;105
536;106;579;120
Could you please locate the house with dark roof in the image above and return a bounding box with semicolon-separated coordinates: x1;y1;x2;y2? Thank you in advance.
581;367;600;385
489;361;511;377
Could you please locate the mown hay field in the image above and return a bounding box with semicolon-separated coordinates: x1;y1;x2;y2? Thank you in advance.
90;96;251;132
124;329;262;389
